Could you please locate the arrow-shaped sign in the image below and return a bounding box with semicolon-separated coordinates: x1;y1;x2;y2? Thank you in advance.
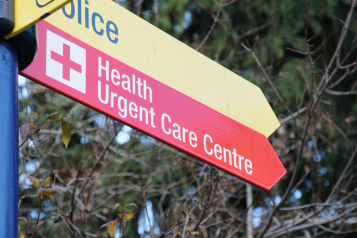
21;21;286;190
43;0;280;138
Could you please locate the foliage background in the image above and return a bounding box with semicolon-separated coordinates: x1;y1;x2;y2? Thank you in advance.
18;0;357;237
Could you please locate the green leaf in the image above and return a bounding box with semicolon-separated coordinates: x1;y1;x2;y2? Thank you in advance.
61;118;75;148
124;203;138;210
114;203;122;212
46;112;62;122
190;231;200;236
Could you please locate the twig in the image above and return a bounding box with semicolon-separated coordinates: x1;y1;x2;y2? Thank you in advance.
196;0;223;51
34;220;47;234
19;121;48;148
279;107;307;124
158;209;171;238
30;199;42;238
241;43;293;116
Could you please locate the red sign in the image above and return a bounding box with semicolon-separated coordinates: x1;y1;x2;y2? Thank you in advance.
21;21;286;190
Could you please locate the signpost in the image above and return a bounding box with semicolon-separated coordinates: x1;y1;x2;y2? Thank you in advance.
21;21;286;190
0;0;286;235
4;0;72;39
43;0;280;138
0;0;64;236
0;37;19;238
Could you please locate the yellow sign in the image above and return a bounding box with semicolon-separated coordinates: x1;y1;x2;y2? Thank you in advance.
44;0;280;137
4;0;73;39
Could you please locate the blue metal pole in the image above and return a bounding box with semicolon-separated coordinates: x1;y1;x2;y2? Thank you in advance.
0;38;18;238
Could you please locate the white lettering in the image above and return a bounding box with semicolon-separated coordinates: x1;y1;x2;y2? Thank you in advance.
144;80;152;103
122;74;131;92
111;69;120;86
232;149;239;169
149;108;156;128
173;123;181;141
182;128;188;143
203;134;213;155
224;148;232;165
132;74;136;95
137;78;143;98
161;113;171;135
98;81;109;104
189;132;197;148
245;159;253;175
118;96;127;118
214;144;222;160
139;106;148;124
110;92;117;108
239;156;244;170
98;57;109;81
129;102;137;118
